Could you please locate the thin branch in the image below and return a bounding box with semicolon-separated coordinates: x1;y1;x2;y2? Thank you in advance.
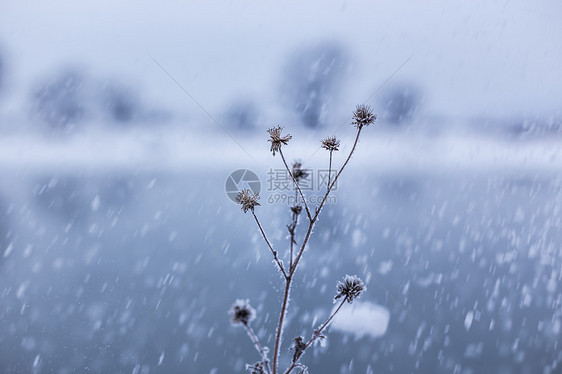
252;211;288;279
288;215;297;270
328;151;334;189
306;298;346;349
284;127;362;341
273;221;315;373
285;363;307;374
283;299;347;374
272;124;365;374
289;218;315;276
314;127;362;221
279;149;312;221
244;323;272;374
288;197;300;270
272;279;291;374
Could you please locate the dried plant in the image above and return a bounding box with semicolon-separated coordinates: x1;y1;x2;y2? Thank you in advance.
320;136;340;152
236;189;261;213
334;275;366;304
231;105;374;373
320;136;340;187
351;104;376;129
267;126;292;156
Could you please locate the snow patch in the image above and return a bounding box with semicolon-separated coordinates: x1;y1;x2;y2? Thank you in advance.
331;301;389;338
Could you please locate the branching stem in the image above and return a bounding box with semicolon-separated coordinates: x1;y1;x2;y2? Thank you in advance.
327;151;333;189
288;210;298;269
279;149;312;221
269;127;364;374
291;127;362;275
244;323;272;374
252;211;288;279
272;278;291;373
315;126;362;221
283;299;347;374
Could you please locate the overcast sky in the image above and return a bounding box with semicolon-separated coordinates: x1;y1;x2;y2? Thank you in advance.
1;0;561;120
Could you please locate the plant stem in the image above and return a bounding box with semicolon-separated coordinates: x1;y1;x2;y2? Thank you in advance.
252;211;288;279
306;298;346;348
272;127;363;373
314;126;362;221
283;299;347;374
279;149;312;221
288;210;297;269
327;151;333;189
244;323;272;374
272;278;291;374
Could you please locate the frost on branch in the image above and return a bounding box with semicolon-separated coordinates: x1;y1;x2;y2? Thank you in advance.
291;336;306;363
245;362;265;374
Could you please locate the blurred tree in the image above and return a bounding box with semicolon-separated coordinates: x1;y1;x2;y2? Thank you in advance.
280;43;348;128
32;70;87;130
0;196;7;266
224;99;258;130
0;49;3;94
98;82;139;124
32;69;143;130
379;83;421;125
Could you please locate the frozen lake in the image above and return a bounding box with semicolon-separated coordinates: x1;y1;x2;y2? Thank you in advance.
1;129;560;373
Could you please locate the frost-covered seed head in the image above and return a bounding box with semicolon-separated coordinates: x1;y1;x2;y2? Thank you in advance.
291;205;302;215
334;275;366;303
291;162;308;182
235;189;260;213
321;136;340;152
351;104;376;128
230;299;256;325
291;336;307;363
245;362;265;374
267;126;292;156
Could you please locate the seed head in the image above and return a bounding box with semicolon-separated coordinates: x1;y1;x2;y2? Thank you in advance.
245;362;265;374
334;275;366;304
321;136;340;152
291;162;309;183
291;336;307;363
235;189;260;213
230;299;256;325
290;205;303;215
267;126;292;156
351;104;376;128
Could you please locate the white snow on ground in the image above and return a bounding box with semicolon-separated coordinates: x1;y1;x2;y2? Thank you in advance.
331;301;390;339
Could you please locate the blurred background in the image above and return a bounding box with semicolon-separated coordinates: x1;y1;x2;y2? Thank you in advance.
0;1;561;373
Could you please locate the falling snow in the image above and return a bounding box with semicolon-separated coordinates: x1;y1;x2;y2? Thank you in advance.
1;1;562;374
